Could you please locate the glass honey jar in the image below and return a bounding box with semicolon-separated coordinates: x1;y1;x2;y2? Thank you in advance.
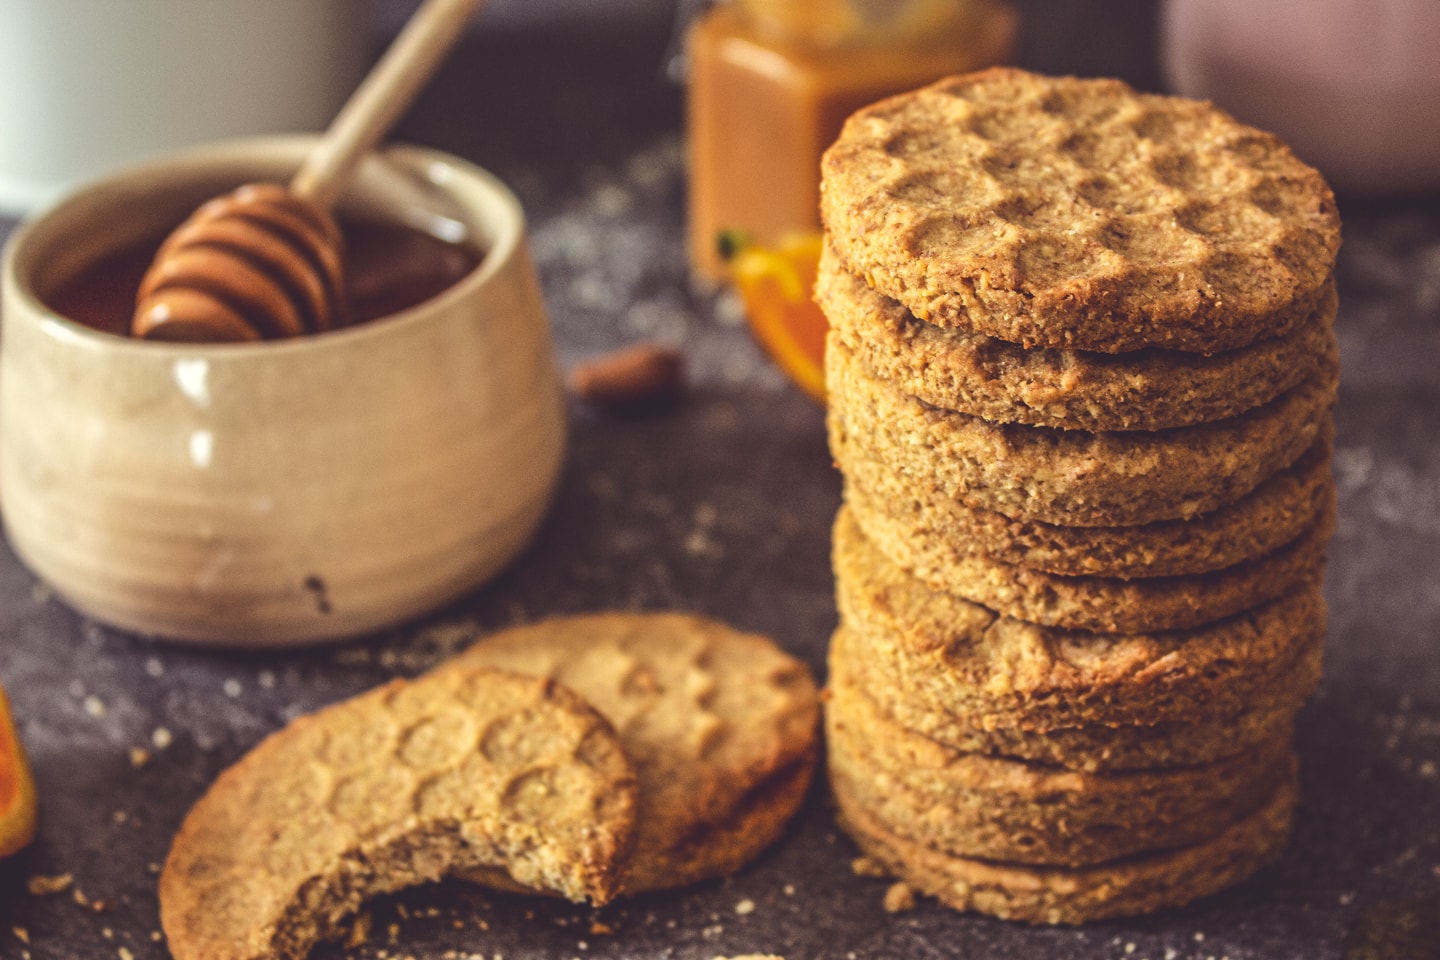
686;0;1017;279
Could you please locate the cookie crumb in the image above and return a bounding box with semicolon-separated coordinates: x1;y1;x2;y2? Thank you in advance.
129;747;151;768
27;873;73;896
12;927;29;944
152;727;173;750
850;856;888;878
83;695;106;718
346;912;372;948
882;882;916;913
735;898;756;916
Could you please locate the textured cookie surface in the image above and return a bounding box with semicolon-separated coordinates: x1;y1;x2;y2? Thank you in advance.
828;334;1337;527
449;612;820;894
819;243;1339;432
843;428;1334;579
834;765;1298;924
826;663;1291;867
832;507;1325;736
843;499;1331;633
820;68;1341;353
160;667;638;960
829;624;1309;772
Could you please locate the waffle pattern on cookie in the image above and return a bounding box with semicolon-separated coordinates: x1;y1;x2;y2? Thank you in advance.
449;612;820;895
821;68;1340;353
160;667;637;960
819;67;1337;922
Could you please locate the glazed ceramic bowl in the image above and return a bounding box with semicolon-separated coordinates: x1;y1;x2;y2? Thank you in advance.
0;136;565;646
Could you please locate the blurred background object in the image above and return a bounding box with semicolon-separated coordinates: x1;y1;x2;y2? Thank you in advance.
685;0;1017;280
0;0;366;216
1162;0;1440;194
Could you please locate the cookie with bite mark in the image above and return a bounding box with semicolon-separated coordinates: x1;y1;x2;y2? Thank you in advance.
160;667;638;960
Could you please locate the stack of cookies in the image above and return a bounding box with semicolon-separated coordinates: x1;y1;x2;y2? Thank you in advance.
816;68;1341;924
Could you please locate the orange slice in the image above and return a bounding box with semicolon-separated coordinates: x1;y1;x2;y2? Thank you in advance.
0;680;37;859
725;231;827;403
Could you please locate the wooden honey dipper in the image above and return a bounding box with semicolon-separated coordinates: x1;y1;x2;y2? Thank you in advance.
133;0;483;342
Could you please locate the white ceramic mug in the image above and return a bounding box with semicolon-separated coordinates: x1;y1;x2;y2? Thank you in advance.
0;135;566;646
0;0;366;215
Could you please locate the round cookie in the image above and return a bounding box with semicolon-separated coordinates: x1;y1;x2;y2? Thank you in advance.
833;764;1299;925
829;624;1310;773
827;333;1338;527
819;68;1341;354
448;612;820;895
819;242;1339;432
832;508;1326;736
840;499;1332;633
861;494;1334;631
825;665;1293;867
842;427;1334;579
160;667;638;960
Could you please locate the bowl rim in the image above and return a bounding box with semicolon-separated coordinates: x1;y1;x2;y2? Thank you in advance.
0;133;527;359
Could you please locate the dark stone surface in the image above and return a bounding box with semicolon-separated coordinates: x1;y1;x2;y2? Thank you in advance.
2;3;1438;958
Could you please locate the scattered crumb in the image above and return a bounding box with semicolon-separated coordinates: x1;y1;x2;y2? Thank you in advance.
258;669;277;689
12;927;30;944
1125;944;1137;955
1418;760;1437;779
152;727;173;750
27;873;73;896
83;695;106;718
129;747;151;768
882;882;915;913
223;678;242;698
144;657;165;678
119;948;134;960
783;884;795;896
589;921;613;936
734;898;756;916
850;856;889;879
346;912;373;949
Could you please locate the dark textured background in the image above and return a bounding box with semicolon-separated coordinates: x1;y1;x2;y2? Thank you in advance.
2;2;1438;958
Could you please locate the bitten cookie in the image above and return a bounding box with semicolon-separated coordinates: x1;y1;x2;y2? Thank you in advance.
449;612;820;895
834;763;1299;925
160;667;638;960
820;68;1341;354
833;506;1326;737
819;242;1339;432
827;333;1338;527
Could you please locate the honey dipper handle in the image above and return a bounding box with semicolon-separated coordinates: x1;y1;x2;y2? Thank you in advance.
290;0;484;210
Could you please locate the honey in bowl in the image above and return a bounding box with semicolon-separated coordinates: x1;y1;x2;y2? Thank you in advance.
45;216;483;338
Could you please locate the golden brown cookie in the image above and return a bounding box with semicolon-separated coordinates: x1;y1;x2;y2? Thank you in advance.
833;762;1299;924
833;507;1325;738
841;498;1332;633
160;667;638;960
842;426;1334;579
819;68;1341;354
826;664;1292;867
827;333;1338;527
448;612;820;895
819;243;1339;432
829;624;1309;772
